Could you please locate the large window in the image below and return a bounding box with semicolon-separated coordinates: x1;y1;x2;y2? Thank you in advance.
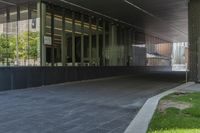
29;4;40;66
53;11;62;66
91;17;97;65
98;19;103;66
146;36;172;66
45;5;52;66
8;7;17;66
104;21;110;66
117;26;126;66
65;10;73;66
18;5;28;66
75;12;82;66
44;5;63;66
1;1;172;67
41;3;112;67
0;9;8;66
83;15;90;66
0;1;40;67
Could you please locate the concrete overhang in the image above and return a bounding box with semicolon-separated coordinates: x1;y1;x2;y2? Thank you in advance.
0;0;188;43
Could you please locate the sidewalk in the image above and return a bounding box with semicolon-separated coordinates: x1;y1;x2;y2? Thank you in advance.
124;82;195;133
182;83;200;92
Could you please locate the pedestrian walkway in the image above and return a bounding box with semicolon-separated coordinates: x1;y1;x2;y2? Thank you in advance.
0;73;184;133
182;83;200;92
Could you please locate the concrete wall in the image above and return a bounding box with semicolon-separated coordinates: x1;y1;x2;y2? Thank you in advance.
188;0;200;81
0;66;172;91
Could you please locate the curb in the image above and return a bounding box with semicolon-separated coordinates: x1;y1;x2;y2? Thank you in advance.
124;82;195;133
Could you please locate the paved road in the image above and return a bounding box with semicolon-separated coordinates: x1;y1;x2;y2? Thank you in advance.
0;72;184;133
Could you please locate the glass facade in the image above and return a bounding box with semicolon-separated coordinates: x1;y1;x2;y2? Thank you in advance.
172;42;188;71
145;36;172;66
132;33;172;66
0;0;173;67
0;1;40;66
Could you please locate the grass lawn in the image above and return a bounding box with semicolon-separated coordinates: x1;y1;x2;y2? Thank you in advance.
148;92;200;133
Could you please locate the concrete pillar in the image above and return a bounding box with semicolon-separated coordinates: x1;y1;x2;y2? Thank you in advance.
129;30;135;66
61;10;66;66
40;2;46;66
119;27;124;66
81;14;84;66
188;0;200;81
72;12;75;66
6;8;9;65
36;2;41;66
16;6;20;66
109;23;117;66
51;13;54;67
127;29;132;66
89;17;92;65
124;29;128;65
102;20;106;66
96;19;100;66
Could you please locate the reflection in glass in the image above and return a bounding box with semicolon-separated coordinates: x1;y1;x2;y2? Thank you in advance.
18;5;29;66
8;7;17;66
65;10;73;66
91;17;97;66
0;2;40;67
98;19;103;66
53;12;62;66
45;6;52;66
83;15;90;66
0;9;8;66
75;13;82;65
29;4;40;66
105;21;109;66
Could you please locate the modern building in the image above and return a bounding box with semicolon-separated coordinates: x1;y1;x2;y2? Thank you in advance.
0;0;198;90
0;0;174;67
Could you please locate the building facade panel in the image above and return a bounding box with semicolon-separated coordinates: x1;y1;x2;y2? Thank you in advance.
0;0;173;68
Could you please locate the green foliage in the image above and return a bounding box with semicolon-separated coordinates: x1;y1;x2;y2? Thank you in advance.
8;35;16;62
148;92;200;133
28;32;39;61
0;31;39;65
149;129;200;133
18;31;39;61
0;34;9;64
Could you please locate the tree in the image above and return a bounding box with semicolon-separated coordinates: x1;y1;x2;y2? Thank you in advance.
29;32;39;65
8;35;17;65
0;31;39;66
17;31;39;65
0;34;8;65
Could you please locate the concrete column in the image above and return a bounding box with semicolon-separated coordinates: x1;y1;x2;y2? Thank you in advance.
188;0;200;81
89;17;92;65
108;24;112;66
61;10;66;66
124;29;128;65
119;27;124;66
96;19;100;66
109;23;117;66
102;20;106;66
72;12;75;66
40;2;46;66
81;14;84;66
129;30;135;66
6;8;9;65
36;2;41;66
51;13;54;67
127;29;132;66
16;6;20;66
